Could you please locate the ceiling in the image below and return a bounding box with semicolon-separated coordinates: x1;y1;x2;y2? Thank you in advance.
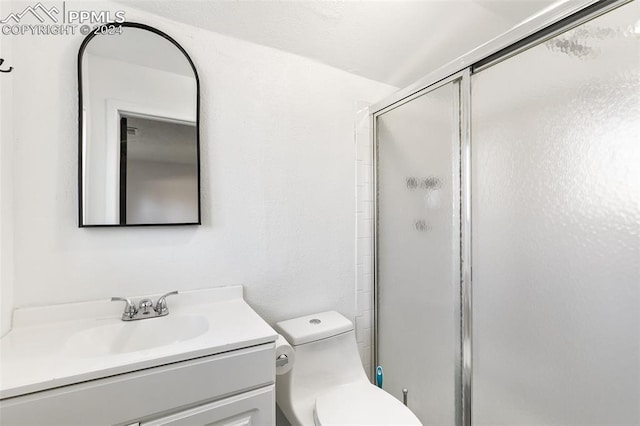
118;0;559;88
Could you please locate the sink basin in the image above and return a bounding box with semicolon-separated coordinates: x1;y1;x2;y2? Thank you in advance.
65;314;209;357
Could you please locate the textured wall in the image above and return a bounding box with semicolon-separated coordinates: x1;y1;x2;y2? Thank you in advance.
3;1;395;328
0;1;15;337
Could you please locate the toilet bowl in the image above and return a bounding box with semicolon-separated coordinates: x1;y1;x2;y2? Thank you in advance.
275;311;421;426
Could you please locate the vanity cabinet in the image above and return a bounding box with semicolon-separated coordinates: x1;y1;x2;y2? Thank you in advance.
0;343;275;425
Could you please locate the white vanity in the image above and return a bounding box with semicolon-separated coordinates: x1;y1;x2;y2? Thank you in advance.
0;286;277;425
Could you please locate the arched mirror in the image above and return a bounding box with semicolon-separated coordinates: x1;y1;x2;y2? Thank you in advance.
78;22;200;227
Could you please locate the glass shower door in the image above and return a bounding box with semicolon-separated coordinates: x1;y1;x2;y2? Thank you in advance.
375;78;462;425
471;2;640;424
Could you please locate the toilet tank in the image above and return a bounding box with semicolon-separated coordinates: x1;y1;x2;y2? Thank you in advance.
275;311;353;346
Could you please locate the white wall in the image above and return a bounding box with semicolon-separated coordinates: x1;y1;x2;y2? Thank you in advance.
3;1;395;329
0;1;15;337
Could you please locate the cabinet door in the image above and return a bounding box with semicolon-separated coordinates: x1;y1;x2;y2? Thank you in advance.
142;385;274;426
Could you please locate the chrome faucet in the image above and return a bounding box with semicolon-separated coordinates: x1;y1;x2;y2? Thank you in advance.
111;291;179;321
138;298;154;315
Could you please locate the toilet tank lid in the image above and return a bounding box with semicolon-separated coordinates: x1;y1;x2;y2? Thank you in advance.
275;311;353;346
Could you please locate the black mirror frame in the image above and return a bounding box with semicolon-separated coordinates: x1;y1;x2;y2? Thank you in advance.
77;22;201;227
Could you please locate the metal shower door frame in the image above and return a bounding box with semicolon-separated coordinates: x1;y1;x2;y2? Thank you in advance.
372;68;470;426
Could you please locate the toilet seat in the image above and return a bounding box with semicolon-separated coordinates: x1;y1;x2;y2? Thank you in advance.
313;381;422;425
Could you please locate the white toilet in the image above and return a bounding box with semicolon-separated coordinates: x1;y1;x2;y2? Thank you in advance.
275;311;422;426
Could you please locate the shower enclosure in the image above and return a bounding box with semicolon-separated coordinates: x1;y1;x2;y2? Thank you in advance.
373;1;639;425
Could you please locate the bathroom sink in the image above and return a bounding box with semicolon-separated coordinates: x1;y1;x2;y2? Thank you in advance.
1;286;278;400
65;314;209;357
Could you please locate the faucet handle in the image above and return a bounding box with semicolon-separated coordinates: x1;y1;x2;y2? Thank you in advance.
154;291;179;315
111;296;137;319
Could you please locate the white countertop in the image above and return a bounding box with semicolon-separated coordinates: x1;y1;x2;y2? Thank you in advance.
0;286;277;399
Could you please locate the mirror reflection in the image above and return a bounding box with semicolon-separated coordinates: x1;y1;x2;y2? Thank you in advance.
79;23;200;226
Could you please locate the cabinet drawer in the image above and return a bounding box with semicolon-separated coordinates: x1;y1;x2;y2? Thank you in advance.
142;385;274;426
0;343;275;425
